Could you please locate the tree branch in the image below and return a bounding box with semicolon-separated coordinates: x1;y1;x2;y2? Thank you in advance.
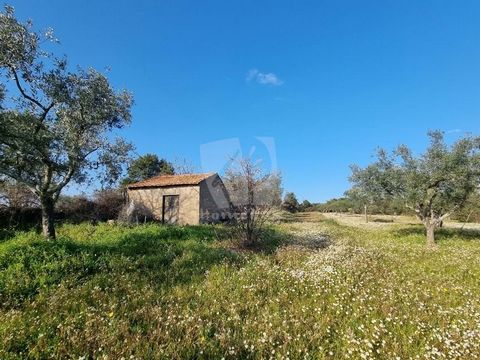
439;206;460;222
34;102;55;133
428;178;446;190
51;165;75;195
9;65;49;112
405;203;420;214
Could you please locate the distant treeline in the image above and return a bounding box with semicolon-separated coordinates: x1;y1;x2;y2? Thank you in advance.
312;195;480;223
0;189;126;234
314;197;407;215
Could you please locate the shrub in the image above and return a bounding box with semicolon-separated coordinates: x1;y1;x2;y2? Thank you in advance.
56;195;96;223
117;201;155;224
282;192;299;213
93;189;125;221
0;207;41;233
56;191;126;224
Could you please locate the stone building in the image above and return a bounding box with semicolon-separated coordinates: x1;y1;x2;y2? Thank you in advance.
126;173;231;225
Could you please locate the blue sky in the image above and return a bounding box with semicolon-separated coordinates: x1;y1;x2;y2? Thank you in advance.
9;0;480;202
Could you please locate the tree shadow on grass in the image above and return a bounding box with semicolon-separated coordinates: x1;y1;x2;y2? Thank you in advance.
0;225;243;309
0;229;15;243
393;225;480;242
0;224;295;359
208;224;290;255
372;218;394;223
117;230;243;288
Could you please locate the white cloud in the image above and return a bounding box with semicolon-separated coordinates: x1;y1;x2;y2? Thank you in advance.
446;129;462;134
246;69;283;86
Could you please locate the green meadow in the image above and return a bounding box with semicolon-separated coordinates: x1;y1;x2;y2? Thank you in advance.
1;215;479;359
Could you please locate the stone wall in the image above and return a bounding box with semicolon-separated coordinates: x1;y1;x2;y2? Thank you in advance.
127;185;200;225
199;175;231;223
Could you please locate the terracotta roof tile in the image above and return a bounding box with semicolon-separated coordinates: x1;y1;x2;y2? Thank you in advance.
127;173;215;189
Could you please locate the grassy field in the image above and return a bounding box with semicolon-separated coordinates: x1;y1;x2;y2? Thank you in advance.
1;214;480;359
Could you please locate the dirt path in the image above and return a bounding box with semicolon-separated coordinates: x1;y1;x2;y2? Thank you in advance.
320;212;480;230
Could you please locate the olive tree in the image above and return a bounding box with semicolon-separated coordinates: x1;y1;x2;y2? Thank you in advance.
350;131;480;247
0;6;133;238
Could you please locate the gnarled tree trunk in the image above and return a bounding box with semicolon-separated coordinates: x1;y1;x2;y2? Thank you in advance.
415;206;440;248
40;194;56;239
426;222;436;248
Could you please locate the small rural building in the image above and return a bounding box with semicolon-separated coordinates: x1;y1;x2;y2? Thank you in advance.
126;173;231;225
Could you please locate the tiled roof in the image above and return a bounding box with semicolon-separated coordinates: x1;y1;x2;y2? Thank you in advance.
127;173;215;189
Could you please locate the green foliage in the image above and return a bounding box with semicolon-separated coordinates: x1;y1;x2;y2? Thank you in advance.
282;192;299;213
298;199;313;212
317;197;353;212
1;220;479;358
0;5;133;238
122;154;174;186
350;131;480;244
0;224;236;309
323;192;408;215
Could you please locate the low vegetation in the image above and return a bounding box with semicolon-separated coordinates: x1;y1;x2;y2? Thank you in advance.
1;214;479;359
350;131;480;246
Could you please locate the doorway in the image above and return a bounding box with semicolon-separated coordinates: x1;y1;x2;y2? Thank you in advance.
162;195;179;224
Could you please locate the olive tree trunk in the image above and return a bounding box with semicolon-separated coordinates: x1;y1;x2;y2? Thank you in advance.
40;195;56;239
422;216;439;248
426;223;436;248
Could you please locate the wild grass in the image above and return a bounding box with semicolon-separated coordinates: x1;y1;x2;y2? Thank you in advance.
1;216;479;359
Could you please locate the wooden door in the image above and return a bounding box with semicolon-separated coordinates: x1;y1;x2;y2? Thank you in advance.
162;195;179;224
